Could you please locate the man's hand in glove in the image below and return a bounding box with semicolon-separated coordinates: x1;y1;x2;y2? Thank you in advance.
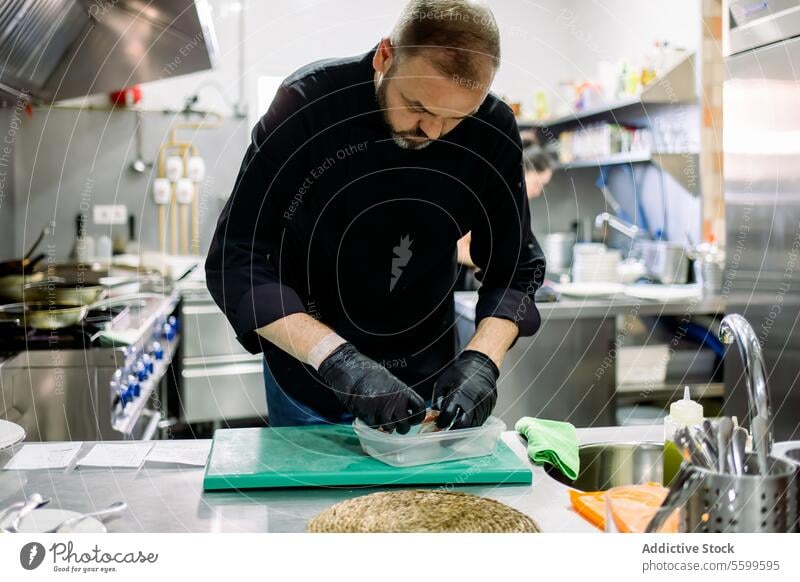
318;343;426;434
433;350;499;430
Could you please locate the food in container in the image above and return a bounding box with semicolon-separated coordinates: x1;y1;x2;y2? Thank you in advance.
353;413;506;468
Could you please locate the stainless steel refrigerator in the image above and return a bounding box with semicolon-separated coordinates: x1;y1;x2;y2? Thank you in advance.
724;0;800;440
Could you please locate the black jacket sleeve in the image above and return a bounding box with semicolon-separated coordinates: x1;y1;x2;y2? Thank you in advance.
469;109;546;338
205;83;311;354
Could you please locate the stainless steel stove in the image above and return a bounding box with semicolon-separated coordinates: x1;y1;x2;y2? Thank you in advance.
0;292;180;441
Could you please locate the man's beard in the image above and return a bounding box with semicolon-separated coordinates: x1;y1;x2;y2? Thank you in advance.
375;73;432;150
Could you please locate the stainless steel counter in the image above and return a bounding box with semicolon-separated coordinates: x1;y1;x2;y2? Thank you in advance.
455;291;729;428
454;290;726;321
0;425;663;533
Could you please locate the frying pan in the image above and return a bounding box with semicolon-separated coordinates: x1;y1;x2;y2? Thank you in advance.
0;225;50;298
0;294;138;331
21;280;107;305
0;302;88;330
0;259;45;300
0;225;49;276
0;262;158;302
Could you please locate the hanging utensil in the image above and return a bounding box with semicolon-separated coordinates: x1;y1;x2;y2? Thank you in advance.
129;109;150;174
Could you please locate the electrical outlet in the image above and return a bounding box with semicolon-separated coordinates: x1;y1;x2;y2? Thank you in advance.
93;204;127;225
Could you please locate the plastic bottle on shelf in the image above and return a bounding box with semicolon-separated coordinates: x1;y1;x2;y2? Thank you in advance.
76;233;95;265
625;61;642;96
641;51;657;87
95;234;112;263
534;90;549;121
663;386;704;485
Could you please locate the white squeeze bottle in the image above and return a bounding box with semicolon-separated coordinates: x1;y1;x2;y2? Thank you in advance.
663;386;704;484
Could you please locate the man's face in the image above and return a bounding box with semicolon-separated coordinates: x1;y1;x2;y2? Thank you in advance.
373;43;492;150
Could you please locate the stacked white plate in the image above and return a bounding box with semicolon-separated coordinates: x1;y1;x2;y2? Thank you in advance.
624;284;702;301
552;282;625;298
572;244;621;283
0;419;25;452
542;232;576;273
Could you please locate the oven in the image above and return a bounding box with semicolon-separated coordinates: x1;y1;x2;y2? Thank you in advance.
0;292;180;441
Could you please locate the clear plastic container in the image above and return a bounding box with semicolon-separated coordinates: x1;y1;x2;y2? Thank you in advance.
352;416;506;467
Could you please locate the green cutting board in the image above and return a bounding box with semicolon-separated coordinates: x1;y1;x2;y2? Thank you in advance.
203;425;532;490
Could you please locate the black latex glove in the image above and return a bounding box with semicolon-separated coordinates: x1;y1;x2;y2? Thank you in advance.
433;350;499;430
318;343;426;434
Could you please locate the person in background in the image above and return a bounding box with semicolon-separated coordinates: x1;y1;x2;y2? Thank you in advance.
457;139;555;271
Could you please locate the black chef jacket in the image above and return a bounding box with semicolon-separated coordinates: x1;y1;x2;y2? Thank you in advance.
205;48;545;421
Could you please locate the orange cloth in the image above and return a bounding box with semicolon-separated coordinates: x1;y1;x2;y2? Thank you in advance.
569;483;679;533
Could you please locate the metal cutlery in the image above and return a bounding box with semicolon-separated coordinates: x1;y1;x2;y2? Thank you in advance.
730;426;748;475
46;501;127;533
751;416;770;477
1;494;51;533
675;427;713;469
701;419;719;459
693;424;718;467
646;463;703;533
716;417;733;474
0;502;25;525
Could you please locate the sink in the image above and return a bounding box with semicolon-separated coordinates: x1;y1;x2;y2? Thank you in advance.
545;441;664;491
771;441;800;467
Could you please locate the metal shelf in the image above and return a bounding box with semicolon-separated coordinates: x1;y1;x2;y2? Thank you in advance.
556;152;700;195
558;151;696;168
616;381;725;403
520;53;698;130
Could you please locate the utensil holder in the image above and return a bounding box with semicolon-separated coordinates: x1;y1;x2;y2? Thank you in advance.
684;454;799;532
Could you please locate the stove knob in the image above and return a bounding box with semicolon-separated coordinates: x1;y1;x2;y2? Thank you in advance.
162;322;176;341
127;374;139;400
142;353;154;374
152;341;164;361
135;360;148;381
110;378;122;408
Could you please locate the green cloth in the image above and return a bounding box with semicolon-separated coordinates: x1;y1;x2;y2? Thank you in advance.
515;417;580;481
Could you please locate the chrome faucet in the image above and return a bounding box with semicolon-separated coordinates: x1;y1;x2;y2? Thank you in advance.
595;212;641;240
719;314;773;451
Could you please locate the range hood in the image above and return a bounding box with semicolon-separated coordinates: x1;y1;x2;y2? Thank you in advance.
0;0;217;104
